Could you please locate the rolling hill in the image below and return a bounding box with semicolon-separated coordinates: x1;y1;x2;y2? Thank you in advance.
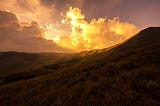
0;27;160;105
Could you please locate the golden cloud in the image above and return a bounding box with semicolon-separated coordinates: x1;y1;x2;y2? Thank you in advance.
0;0;140;52
0;11;69;52
55;7;139;51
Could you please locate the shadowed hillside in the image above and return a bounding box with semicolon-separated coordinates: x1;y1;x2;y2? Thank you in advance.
0;27;160;105
108;27;160;54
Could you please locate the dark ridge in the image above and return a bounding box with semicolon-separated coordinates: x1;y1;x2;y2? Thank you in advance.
109;27;160;54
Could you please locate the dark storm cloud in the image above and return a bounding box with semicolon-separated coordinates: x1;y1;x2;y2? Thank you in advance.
0;11;69;52
0;11;19;27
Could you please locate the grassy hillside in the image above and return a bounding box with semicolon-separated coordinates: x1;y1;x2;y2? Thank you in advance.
0;52;81;85
0;27;160;105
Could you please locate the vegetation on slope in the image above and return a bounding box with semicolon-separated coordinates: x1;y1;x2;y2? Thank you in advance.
0;27;160;105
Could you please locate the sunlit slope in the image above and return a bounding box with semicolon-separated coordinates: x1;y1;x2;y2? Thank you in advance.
0;27;160;105
108;27;160;53
78;27;160;56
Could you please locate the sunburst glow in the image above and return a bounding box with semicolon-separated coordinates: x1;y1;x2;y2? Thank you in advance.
0;0;159;52
53;7;139;51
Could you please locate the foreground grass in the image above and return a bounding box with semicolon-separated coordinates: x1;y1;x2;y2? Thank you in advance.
0;42;159;105
0;27;160;105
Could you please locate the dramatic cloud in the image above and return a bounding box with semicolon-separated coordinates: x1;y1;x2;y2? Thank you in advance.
0;0;54;24
55;7;139;51
1;0;160;28
0;0;72;41
1;0;159;52
0;10;19;28
0;11;69;52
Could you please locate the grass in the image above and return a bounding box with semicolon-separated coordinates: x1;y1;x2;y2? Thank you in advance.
0;27;160;105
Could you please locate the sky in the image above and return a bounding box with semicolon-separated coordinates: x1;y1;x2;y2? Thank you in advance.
80;0;160;28
0;0;159;52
